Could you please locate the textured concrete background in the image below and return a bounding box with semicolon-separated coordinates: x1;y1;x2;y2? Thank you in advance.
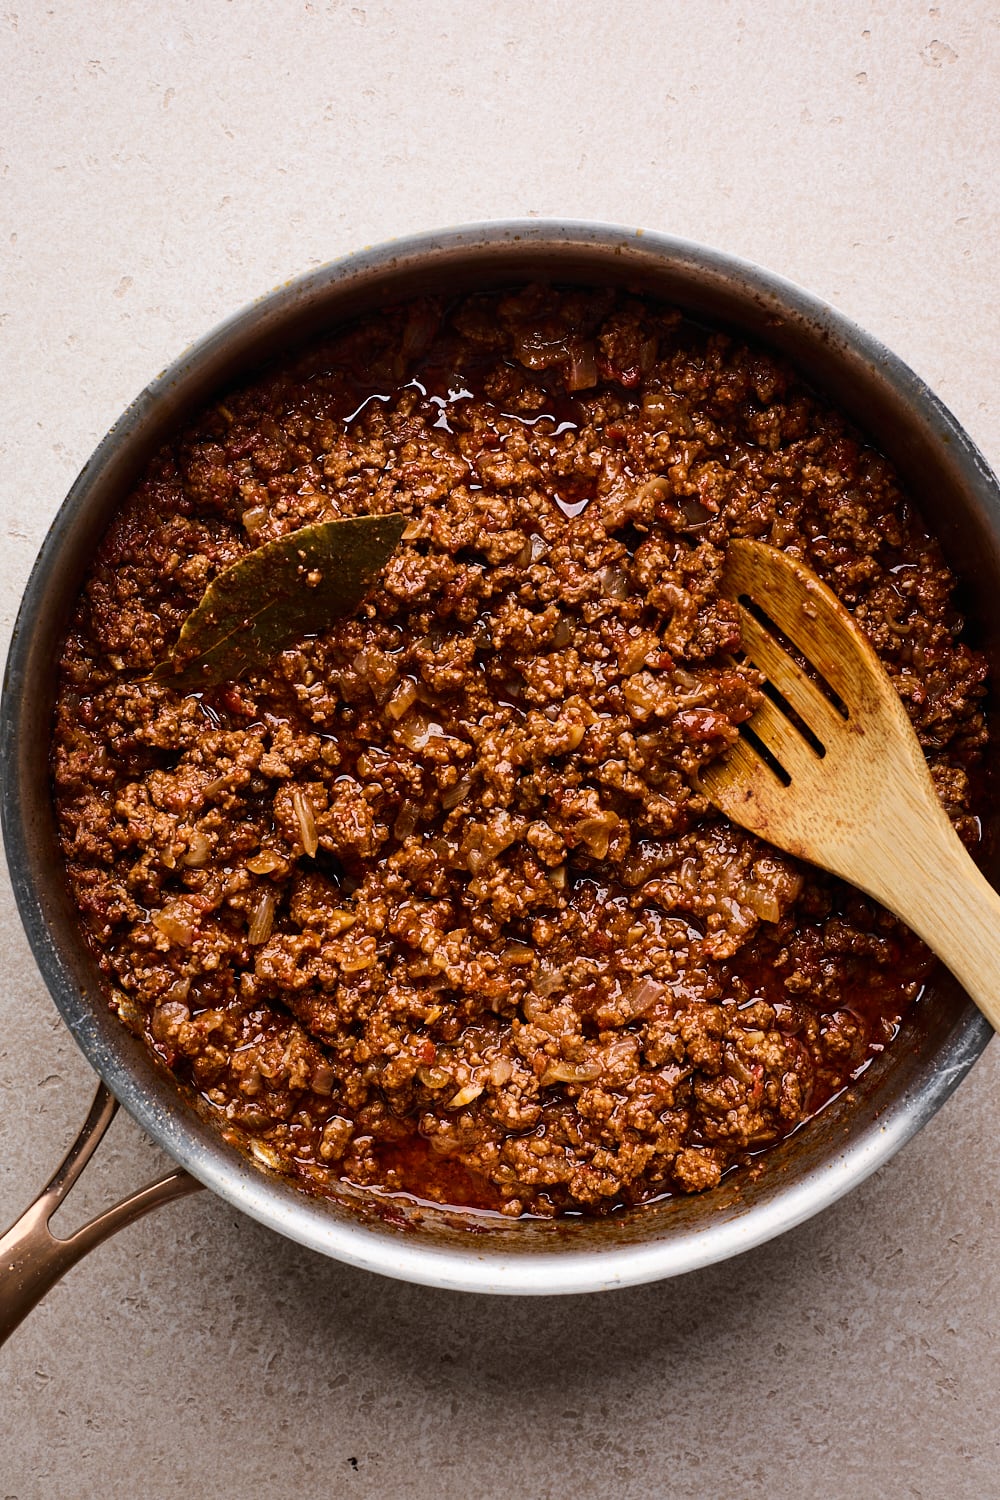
2;2;999;1495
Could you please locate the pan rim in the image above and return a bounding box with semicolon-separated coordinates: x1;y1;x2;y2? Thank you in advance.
3;218;994;1294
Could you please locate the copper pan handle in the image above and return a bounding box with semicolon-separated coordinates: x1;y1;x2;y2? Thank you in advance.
0;1082;203;1347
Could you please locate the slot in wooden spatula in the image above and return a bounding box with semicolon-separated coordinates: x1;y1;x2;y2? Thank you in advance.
698;539;1000;1031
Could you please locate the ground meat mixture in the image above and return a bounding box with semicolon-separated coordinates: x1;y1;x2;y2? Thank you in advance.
51;286;989;1218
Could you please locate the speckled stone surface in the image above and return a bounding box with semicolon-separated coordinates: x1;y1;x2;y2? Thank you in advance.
2;3;999;1495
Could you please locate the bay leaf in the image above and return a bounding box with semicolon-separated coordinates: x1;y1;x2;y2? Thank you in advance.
152;512;406;692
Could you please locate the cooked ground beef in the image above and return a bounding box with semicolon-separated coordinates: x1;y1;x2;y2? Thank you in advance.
51;285;988;1217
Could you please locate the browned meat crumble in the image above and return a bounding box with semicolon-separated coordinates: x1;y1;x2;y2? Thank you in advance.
51;286;988;1217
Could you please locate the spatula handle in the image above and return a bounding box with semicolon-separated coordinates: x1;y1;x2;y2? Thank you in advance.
872;796;1000;1034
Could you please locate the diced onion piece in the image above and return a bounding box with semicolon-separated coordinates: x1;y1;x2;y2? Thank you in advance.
152;903;197;947
540;1060;603;1086
394;710;446;751
489;1056;514;1086
532;964;563;997
504;943;535;966
311;1062;337;1095
327;909;356;938
679;497;713;528
446;1081;484;1110
576;811;619;859
151;999;191;1042
622;674;659;720
626;976;666;1017
181;830;211;868
246;849;284;875
636;475;671;504
598;563;630;599
393;799;421;839
441;776;475;812
386;678;419;720
248;890;275;945
740;883;782;923
291;788;319;857
113;990;145;1035
337;936;376;972
353;646;398;704
513;328;567;371
566;340;598;391
571;699;600;727
726;1050;759;1087
249;1138;283;1170
242;505;267;534
463;819;503;873
417;1065;451;1090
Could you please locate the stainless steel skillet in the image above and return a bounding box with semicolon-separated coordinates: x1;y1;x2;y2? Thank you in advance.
1;221;997;1339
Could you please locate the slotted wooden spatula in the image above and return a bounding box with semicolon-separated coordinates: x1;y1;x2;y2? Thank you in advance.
699;539;1000;1031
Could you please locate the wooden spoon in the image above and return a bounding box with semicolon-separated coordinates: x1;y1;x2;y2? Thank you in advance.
698;539;1000;1031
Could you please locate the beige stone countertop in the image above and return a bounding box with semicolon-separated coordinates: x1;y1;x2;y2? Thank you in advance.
2;3;999;1495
